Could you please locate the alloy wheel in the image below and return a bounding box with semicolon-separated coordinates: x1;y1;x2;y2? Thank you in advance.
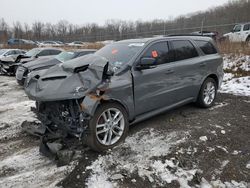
203;81;216;105
96;108;125;146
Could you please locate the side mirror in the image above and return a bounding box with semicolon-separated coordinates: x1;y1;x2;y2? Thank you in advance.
136;57;156;70
35;54;39;58
231;29;235;33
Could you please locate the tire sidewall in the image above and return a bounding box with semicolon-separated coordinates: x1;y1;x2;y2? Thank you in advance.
86;103;129;152
198;78;217;108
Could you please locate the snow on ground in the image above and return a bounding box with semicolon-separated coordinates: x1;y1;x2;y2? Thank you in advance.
220;54;250;96
220;76;250;96
86;129;191;188
0;147;72;188
0;76;74;188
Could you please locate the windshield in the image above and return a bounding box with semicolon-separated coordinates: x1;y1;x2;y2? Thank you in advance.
0;49;8;55
25;48;40;57
55;51;76;63
95;42;145;68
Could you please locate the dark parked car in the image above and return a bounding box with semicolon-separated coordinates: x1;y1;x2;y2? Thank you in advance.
25;36;223;152
0;49;26;75
7;48;62;75
16;49;96;85
8;38;37;46
191;31;219;41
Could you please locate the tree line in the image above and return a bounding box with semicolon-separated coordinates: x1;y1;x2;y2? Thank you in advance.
0;0;249;43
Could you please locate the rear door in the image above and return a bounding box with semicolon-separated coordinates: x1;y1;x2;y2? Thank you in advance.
167;40;202;102
242;24;250;42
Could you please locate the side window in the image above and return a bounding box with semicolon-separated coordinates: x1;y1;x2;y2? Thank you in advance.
50;50;61;55
38;50;50;56
243;24;250;31
171;40;199;61
195;40;217;55
6;51;15;56
142;42;174;65
233;25;242;32
14;50;21;54
78;51;92;57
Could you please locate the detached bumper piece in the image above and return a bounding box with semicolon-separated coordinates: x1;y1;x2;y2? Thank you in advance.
21;120;81;166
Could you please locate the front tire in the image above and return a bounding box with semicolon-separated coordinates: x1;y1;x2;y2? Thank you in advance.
86;103;129;152
196;78;217;108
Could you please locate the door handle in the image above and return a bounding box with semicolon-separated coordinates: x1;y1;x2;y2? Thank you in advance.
165;69;174;74
199;63;206;67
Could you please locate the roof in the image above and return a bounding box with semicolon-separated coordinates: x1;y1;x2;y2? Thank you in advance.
117;35;212;44
70;49;97;52
31;47;64;51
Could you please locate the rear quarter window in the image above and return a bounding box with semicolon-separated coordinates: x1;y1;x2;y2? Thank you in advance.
195;40;217;55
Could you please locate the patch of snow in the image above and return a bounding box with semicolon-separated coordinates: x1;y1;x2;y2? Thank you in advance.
151;159;198;187
210;124;224;129
207;147;215;152
220;76;250;96
246;162;250;169
232;150;241;155
223;54;250;71
209;102;229;110
211;131;216;135
199;136;208;142
221;160;229;168
225;180;249;188
221;130;226;134
216;146;229;153
131;179;136;183
0;100;36;140
86;129;189;187
0;147;74;188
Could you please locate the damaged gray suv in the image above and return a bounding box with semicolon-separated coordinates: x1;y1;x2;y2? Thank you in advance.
25;36;223;152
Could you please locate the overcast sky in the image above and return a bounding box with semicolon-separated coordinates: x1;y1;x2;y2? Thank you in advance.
1;0;229;26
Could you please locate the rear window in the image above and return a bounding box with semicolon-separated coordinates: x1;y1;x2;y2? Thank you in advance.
171;40;198;61
195;40;217;55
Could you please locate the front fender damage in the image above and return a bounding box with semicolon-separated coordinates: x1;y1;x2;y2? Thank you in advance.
24;55;116;160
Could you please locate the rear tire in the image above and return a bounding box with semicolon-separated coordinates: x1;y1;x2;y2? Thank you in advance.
196;78;217;108
86;103;129;152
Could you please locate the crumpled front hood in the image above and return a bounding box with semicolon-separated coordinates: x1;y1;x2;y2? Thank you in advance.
62;54;108;72
25;54;109;101
24;57;59;71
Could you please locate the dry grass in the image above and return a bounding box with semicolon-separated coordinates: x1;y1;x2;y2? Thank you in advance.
218;41;250;55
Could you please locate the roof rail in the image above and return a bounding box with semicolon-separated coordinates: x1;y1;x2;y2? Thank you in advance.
166;34;213;37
